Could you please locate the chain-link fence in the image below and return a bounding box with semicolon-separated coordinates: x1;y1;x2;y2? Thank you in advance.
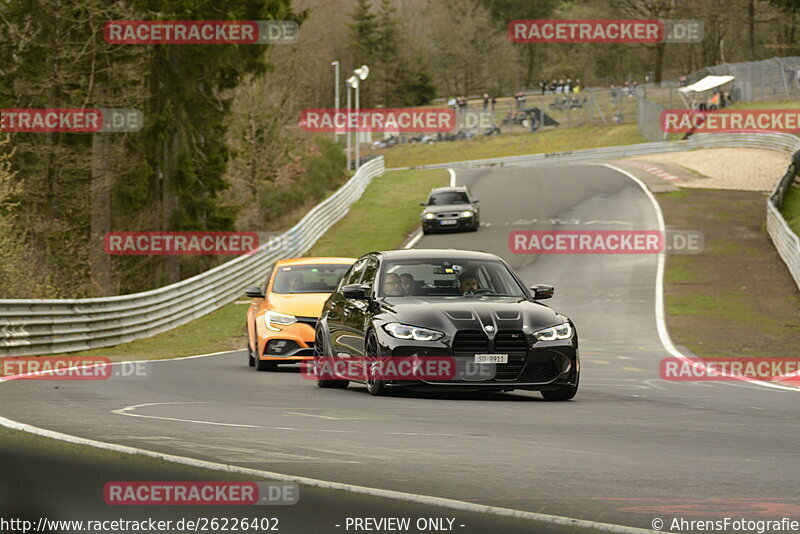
637;56;800;141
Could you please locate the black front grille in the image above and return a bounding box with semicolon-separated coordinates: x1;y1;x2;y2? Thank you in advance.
493;330;528;351
296;316;318;329
452;330;489;353
520;360;561;382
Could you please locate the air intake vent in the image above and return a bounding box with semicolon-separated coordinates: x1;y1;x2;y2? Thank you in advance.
452;330;489;353
493;330;527;351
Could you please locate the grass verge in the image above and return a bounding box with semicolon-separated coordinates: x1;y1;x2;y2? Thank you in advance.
373;123;645;169
659;188;800;358
782;185;800;236
52;169;447;361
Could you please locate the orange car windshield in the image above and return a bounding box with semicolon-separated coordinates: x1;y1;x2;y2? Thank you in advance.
272;264;351;294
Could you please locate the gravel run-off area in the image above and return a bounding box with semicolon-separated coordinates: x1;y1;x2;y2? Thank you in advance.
628;148;790;191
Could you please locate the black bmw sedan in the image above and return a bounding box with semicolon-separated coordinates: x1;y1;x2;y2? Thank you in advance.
313;249;579;400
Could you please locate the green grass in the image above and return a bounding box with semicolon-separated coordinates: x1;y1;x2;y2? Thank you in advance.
307;169;449;256
374;123;645;169
782;186;800;236
54;169;447;360
54;301;247;360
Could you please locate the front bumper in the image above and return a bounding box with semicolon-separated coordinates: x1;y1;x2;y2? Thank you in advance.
422;217;475;232
259;319;317;361
374;333;578;390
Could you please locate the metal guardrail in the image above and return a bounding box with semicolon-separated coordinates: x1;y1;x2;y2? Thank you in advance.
4;131;800;357
768;159;800;291
389;131;800;293
0;156;385;357
388;132;800;171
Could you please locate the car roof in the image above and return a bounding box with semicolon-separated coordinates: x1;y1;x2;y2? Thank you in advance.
275;257;356;266
429;186;469;194
369;249;501;261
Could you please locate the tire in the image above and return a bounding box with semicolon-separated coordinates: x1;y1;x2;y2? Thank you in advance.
255;349;278;372
248;342;255;367
315;326;349;389
364;331;388;396
541;373;579;401
421;226;430;235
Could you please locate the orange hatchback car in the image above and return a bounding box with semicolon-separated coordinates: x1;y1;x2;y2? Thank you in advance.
245;257;356;371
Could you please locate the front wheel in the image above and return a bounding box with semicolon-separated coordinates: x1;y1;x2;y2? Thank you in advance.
254;348;278;371
315;326;349;389
365;331;388;396
541;373;579;401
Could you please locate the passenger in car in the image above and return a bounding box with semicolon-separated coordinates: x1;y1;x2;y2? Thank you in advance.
383;273;404;297
287;272;305;292
399;273;415;295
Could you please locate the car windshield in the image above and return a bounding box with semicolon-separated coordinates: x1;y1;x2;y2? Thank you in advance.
428;191;469;205
380;259;526;298
272;264;351;294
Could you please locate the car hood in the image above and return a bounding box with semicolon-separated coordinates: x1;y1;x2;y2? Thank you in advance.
422;204;476;214
377;296;563;335
265;292;330;318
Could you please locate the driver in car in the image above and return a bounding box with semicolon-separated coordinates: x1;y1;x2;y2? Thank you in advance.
458;272;479;293
383;273;404;297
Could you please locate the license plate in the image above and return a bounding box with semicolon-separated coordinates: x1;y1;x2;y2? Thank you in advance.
439;220;457;225
474;354;508;364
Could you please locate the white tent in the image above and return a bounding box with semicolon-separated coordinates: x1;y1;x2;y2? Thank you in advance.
677;75;735;107
678;75;735;94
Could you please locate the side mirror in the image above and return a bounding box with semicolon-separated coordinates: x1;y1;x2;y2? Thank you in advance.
530;284;554;300
420;201;428;206
472;198;479;203
342;283;370;300
245;286;265;298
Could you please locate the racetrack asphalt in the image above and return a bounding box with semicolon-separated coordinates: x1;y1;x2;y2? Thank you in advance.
2;163;798;532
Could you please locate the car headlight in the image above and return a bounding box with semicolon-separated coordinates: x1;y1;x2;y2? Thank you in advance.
383;323;444;341
424;213;436;220
533;322;573;341
460;210;473;217
264;310;297;331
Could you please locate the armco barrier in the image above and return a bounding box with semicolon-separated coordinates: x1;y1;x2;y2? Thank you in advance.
390;131;800;293
0;156;385;357
390;132;800;171
4;131;800;357
768;160;800;290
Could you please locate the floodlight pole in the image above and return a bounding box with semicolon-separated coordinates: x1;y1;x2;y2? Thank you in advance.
331;61;340;142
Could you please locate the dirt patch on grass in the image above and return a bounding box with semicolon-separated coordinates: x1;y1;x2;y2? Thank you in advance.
658;188;800;357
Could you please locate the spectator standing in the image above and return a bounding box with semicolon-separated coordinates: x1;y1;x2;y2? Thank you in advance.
482;93;489;112
490;95;496;112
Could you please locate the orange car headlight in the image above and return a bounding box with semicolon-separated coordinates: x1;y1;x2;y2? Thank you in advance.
264;310;297;332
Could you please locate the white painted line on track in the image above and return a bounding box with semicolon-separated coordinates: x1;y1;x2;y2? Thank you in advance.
448;167;456;187
0;408;655;533
603;163;799;393
1;349;656;532
404;230;423;249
